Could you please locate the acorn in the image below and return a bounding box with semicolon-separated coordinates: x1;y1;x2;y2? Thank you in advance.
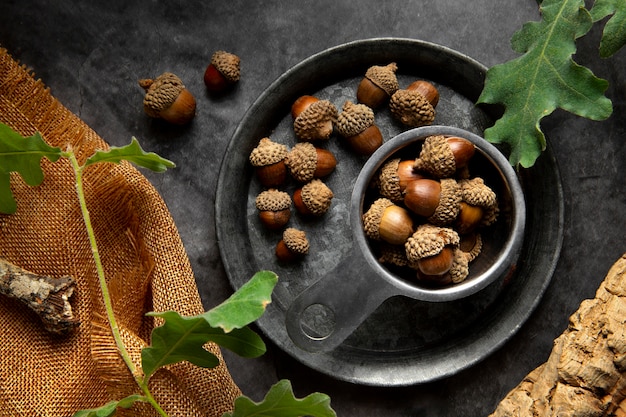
456;177;498;233
291;95;338;141
405;224;460;277
275;227;310;262
249;137;289;187
403;178;461;226
414;135;476;178
362;198;415;246
139;72;196;125
335;100;383;155
388;80;438;127
377;158;425;203
293;179;334;217
356;63;399;109
204;50;241;93
285;142;337;182
255;189;292;230
415;247;470;285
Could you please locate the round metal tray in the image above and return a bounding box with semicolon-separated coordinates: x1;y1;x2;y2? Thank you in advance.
215;38;564;386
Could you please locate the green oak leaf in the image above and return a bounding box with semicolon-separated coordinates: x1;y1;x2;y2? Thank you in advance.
477;0;613;167
590;0;626;57
72;395;146;417
0;123;63;213
223;379;336;417
141;271;277;379
85;137;175;172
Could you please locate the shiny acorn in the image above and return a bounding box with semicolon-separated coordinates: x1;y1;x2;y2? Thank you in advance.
335;100;383;155
291;95;338;141
139;72;196;125
285;142;337;182
249;137;289;187
293;179;334;217
275;227;310;262
255;189;292;230
356;62;399;109
414;135;476;178
204;50;241;93
362;198;415;246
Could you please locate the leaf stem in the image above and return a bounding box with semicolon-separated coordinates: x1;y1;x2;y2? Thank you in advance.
66;152;168;417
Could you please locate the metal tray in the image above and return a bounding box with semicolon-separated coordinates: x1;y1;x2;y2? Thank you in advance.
215;38;564;386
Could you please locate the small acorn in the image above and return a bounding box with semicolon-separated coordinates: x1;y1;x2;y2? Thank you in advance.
255;189;292;230
414;135;476;178
204;50;241;93
362;198;414;246
388;80;438;127
285;142;337;182
356;63;399;109
377;158;425;203
293;179;334;217
415;247;470;285
249;137;289;187
139;72;196;125
456;177;498;233
403;178;461;226
405;224;460;277
335;100;383;155
291;95;338;141
275;227;310;262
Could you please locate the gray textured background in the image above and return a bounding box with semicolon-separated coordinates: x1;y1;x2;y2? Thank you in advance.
1;1;625;415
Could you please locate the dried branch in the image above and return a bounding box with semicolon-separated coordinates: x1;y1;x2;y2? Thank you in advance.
0;258;79;334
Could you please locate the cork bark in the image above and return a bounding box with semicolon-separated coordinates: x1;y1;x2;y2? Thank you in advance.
490;253;626;417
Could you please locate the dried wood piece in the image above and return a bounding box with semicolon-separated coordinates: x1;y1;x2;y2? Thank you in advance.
0;258;79;334
490;253;626;417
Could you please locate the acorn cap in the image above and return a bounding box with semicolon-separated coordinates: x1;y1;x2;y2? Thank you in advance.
377;158;404;203
300;179;333;216
404;224;459;263
293;99;338;141
460;233;483;262
428;178;462;226
449;247;470;284
282;228;310;255
459;178;499;227
140;72;186;118
255;189;291;211
336;100;375;137
364;63;399;96
414;135;455;178
378;242;410;268
285;142;317;182
211;50;241;82
362;198;395;241
389;89;435;127
249;137;288;167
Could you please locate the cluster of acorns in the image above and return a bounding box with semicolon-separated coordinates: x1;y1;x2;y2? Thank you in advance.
248;62;443;263
138;50;241;125
363;134;499;286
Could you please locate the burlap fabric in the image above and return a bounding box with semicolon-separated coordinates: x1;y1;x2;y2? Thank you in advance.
0;47;241;415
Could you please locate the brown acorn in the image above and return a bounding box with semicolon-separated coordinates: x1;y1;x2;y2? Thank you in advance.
204;50;241;93
456;177;498;233
249;137;289;187
293;179;334;216
291;95;338;141
275;227;310;262
362;198;415;246
285;142;337;182
255;189;292;230
405;224;460;278
335;100;383;155
377;158;425;203
356;63;399;109
404;178;461;226
388;80;438;128
414;135;476;178
139;72;196;125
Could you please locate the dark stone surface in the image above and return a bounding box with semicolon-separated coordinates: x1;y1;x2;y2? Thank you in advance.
1;0;625;415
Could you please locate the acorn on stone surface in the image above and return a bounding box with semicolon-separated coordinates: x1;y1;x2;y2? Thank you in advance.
403;178;461;226
356;63;399;109
456;177;498;233
335;100;383;155
414;135;476;178
388;80;438;128
255;189;292;230
292;179;334;217
139;72;196;125
404;224;460;279
275;227;310;262
249;137;289;187
204;50;241;93
285;142;337;182
291;95;338;141
377;158;425;203
362;198;415;246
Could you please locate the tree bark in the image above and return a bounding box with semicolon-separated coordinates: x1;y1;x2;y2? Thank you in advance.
0;258;79;334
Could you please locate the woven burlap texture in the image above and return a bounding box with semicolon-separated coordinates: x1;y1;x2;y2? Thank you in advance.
0;47;241;416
